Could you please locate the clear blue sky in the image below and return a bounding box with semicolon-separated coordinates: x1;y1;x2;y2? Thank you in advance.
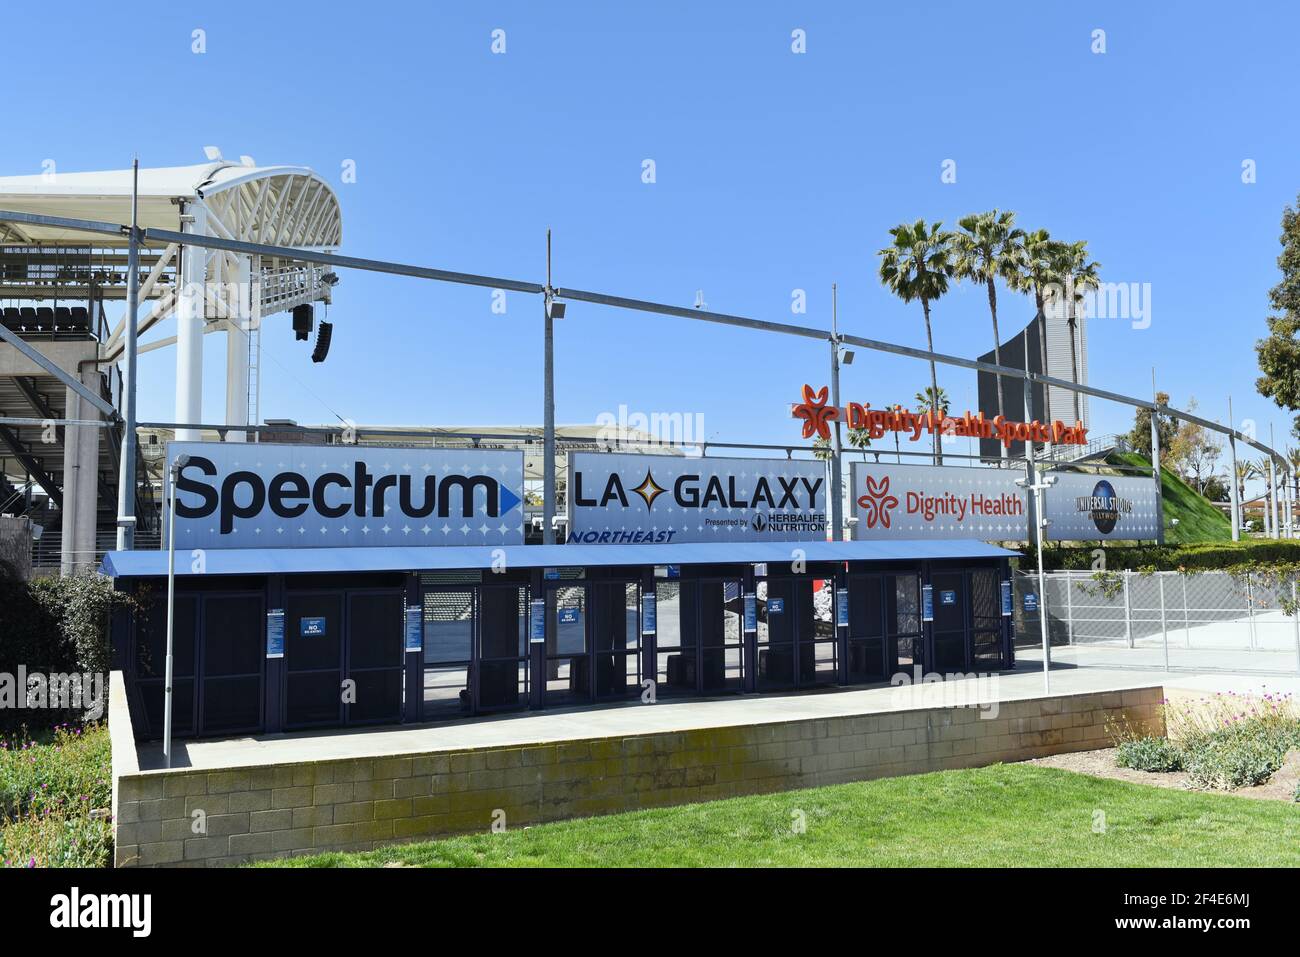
5;1;1299;467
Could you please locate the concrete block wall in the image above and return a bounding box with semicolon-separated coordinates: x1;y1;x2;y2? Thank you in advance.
111;685;1164;867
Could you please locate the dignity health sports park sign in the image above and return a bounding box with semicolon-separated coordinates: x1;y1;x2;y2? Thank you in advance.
566;452;827;544
791;384;1090;449
167;443;525;549
848;462;1161;542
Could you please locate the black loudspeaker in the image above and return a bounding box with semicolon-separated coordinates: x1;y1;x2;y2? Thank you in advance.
292;303;314;341
311;321;333;363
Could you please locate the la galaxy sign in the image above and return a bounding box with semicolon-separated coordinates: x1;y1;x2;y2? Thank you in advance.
167;443;525;549
567;452;827;544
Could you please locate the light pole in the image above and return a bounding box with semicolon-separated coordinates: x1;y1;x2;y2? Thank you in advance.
1016;472;1056;694
541;230;565;545
829;284;854;541
163;452;190;769
116;157;141;550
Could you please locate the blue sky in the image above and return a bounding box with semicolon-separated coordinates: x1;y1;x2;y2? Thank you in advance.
5;1;1299;465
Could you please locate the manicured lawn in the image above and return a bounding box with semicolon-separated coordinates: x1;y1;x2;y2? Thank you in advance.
1109;451;1231;543
259;764;1300;868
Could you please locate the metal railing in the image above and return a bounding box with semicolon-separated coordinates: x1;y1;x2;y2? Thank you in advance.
1015;568;1300;674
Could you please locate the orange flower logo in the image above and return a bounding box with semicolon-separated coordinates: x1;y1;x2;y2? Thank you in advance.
792;384;839;440
857;475;899;529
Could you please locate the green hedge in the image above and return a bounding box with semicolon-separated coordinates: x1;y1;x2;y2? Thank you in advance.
1034;539;1300;573
0;574;131;734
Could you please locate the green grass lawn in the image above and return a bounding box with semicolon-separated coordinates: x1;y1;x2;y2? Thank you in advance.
259;764;1300;868
1108;451;1231;543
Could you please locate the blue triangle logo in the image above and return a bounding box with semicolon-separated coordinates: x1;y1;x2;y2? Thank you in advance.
497;485;521;515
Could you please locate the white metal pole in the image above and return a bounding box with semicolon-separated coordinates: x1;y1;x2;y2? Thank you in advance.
542;229;555;545
224;257;252;442
1158;573;1169;671
829;283;844;541
1227;397;1241;542
1292;579;1300;674
1035;482;1050;694
1268;436;1280;539
163;467;177;769
115;157;140;551
1150;370;1164;541
175;205;207;442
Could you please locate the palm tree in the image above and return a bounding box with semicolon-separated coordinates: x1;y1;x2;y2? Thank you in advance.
1235;459;1260;510
951;210;1025;457
1006;228;1063;427
916;386;951;414
916;386;951;455
879;220;954;464
1049;240;1101;423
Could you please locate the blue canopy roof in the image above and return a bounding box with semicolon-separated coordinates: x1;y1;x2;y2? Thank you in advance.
100;539;1018;579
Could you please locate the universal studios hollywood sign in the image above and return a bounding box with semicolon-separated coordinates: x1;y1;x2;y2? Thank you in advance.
167;443;525;550
848;462;1161;542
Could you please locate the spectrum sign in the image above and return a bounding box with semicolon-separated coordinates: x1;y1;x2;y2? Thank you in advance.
792;384;1090;450
567;452;827;544
166;443;525;550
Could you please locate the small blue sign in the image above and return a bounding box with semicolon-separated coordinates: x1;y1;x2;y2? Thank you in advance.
266;609;285;659
940;590;956;606
836;588;849;628
558;606;581;625
664;565;680;579
404;606;423;653
768;597;785;614
922;585;934;622
529;598;546;643
1001;580;1013;616
544;567;560;581
641;593;657;635
743;593;757;633
1023;593;1039;613
300;616;327;637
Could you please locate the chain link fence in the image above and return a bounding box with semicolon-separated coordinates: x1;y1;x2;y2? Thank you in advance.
1015;569;1300;675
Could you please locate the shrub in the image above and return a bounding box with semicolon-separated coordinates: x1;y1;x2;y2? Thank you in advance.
1115;736;1184;772
0;809;112;868
0;573;131;734
1164;691;1300;790
1184;736;1283;790
0;724;111;820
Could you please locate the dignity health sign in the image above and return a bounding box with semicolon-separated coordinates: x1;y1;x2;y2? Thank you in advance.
849;463;1161;542
567;452;827;544
166;442;525;550
849;462;1027;540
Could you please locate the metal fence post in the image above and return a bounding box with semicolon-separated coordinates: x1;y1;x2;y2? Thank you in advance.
1158;572;1170;671
1123;570;1133;648
1064;570;1073;646
1246;569;1257;652
1182;574;1190;649
1292;579;1300;675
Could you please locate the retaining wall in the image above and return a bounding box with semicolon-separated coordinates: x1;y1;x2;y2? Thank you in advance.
110;676;1164;867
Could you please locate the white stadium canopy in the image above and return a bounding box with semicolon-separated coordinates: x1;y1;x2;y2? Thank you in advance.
0;161;341;249
0;157;344;442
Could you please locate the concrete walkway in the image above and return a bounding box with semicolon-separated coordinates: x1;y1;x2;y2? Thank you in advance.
135;663;1191;773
